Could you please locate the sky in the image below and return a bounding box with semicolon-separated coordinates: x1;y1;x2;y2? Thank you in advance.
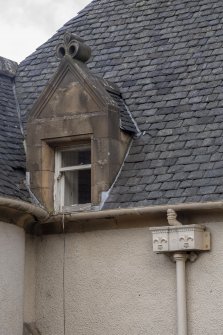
0;0;91;63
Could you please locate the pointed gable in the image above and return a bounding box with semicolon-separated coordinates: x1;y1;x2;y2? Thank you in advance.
26;34;132;211
29;56;109;121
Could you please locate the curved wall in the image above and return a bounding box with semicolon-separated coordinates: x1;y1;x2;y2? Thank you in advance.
0;221;25;335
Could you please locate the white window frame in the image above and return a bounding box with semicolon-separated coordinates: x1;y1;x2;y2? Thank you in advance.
54;144;91;212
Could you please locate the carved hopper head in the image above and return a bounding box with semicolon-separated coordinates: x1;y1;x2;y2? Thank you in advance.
56;32;91;63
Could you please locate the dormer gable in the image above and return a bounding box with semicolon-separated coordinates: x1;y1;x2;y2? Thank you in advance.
26;33;136;212
29;55;114;120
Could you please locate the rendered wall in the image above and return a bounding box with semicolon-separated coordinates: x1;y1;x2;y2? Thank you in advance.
0;221;25;335
35;227;176;335
188;221;223;334
24;235;37;324
35;222;223;335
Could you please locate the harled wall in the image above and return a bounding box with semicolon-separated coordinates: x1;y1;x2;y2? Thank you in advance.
0;222;25;335
33;222;223;335
35;226;176;335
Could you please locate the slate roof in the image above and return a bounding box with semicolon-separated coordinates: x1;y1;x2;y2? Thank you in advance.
15;0;223;208
0;58;29;201
99;78;139;134
108;90;139;134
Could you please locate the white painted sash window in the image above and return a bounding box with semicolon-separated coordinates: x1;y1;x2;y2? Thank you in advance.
54;144;91;211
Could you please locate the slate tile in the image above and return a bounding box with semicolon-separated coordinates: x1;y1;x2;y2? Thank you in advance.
198;186;216;194
188;170;204;179
201;193;221;202
182;187;198;196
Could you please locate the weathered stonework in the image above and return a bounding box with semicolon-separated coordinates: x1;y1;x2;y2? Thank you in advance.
56;32;91;63
27;45;131;211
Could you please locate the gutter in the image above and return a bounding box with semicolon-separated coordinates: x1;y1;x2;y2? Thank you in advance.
1;196;223;230
45;200;223;223
0;197;49;222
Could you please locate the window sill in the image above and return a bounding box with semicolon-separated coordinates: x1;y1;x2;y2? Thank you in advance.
61;203;92;213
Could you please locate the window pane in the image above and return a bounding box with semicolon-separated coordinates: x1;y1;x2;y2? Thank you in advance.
64;171;78;205
78;150;91;165
61;149;91;167
64;169;91;205
78;170;91;203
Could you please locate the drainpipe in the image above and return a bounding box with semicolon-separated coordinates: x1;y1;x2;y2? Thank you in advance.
173;253;187;335
150;209;211;335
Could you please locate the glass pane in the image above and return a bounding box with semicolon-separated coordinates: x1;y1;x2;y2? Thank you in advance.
62;149;91;167
64;171;78;205
78;170;91;203
64;169;91;205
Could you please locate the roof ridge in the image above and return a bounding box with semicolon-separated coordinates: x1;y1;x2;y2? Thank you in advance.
0;56;17;78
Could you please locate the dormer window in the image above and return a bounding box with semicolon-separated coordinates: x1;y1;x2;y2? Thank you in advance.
54;144;91;211
26;33;137;212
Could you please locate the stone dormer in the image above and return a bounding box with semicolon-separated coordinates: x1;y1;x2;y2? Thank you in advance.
26;33;136;212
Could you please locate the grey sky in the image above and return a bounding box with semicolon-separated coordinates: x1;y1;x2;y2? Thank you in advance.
1;0;91;63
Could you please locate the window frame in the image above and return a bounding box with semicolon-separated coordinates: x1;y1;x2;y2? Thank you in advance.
54;143;92;212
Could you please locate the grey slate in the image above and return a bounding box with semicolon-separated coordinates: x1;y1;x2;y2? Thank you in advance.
98;77;138;134
13;0;223;208
108;91;138;134
0;70;29;201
